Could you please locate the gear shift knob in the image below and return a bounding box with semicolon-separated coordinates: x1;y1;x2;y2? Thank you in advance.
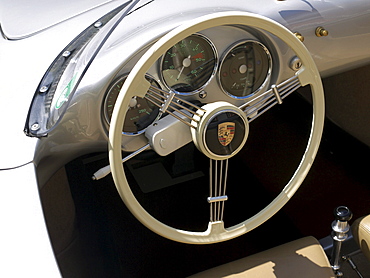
333;206;352;222
330;206;352;277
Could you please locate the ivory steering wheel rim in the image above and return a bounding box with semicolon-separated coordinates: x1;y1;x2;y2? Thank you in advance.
109;11;325;244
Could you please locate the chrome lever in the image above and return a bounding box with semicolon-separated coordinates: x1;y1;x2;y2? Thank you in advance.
92;143;150;180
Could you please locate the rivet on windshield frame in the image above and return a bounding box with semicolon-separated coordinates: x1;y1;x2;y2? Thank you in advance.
94;21;103;28
39;86;48;93
62;51;71;57
31;123;40;131
315;26;329;37
294;32;304;42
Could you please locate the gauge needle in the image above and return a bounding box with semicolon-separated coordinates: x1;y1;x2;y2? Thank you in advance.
176;55;191;80
191;53;204;60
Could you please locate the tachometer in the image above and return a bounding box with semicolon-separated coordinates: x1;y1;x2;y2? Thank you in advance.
161;34;217;94
104;75;161;135
219;41;271;98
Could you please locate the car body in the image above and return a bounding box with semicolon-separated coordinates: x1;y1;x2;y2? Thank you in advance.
1;0;369;277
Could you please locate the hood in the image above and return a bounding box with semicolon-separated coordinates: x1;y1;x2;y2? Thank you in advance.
0;0;120;39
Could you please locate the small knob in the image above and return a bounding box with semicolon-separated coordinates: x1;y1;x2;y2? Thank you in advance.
333;206;352;222
294;32;304;42
316;26;329;37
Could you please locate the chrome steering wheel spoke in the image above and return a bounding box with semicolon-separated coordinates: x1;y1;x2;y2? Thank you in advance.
240;75;301;122
209;159;229;222
144;84;205;129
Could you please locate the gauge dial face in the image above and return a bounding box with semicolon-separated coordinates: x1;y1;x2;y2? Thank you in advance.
219;41;271;98
161;34;217;93
104;75;160;135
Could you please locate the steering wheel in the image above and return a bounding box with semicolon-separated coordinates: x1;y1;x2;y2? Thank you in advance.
109;11;324;244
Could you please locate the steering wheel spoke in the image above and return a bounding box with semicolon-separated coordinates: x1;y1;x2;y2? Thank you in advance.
240;75;301;122
144;84;205;129
209;159;229;222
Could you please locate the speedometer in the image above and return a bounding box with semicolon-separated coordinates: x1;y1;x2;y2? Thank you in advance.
161;34;217;94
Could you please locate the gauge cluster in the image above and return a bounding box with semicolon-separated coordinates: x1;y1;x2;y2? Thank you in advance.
102;26;273;143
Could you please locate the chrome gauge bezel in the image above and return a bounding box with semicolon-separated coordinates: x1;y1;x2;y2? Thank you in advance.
218;40;272;100
103;73;162;136
159;33;218;96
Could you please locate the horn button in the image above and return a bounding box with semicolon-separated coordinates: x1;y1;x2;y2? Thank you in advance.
191;102;249;160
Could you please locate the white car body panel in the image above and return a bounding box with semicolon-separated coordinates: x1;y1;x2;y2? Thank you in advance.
0;0;369;276
0;0;128;39
0;163;60;277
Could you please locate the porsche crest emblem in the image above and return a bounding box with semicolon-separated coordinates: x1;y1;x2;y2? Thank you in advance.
218;122;235;146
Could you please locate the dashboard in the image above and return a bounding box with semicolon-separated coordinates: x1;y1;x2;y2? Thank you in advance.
101;26;277;151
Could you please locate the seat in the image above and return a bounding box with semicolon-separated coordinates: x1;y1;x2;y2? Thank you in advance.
189;236;335;278
352;214;370;262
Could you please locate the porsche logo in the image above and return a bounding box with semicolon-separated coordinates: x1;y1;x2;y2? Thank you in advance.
218;122;235;146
